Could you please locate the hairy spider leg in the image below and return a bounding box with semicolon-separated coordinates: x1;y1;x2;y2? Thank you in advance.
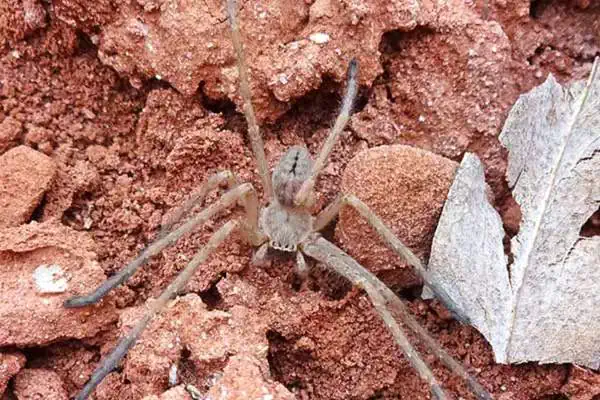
227;0;272;200
294;58;359;206
158;170;239;238
315;194;426;275
315;194;466;316
295;251;309;280
64;181;261;308
374;277;493;400
301;235;448;400
72;220;239;400
314;194;492;399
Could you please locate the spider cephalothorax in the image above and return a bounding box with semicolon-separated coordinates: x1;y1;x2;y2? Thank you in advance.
63;1;492;399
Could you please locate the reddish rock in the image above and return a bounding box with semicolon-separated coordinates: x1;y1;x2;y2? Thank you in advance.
0;146;57;228
101;294;271;397
561;366;600;400
41;160;100;222
206;355;294;400
218;271;411;400
142;386;192;400
384;22;514;160
13;369;68;400
494;0;599;74
352;20;517;197
51;0;462;122
94;373;145;400
26;343;98;399
0;0;46;47
336;145;458;288
0;116;22;154
116;302;186;396
180;303;270;375
0;222;117;347
0;352;26;396
135;89;254;185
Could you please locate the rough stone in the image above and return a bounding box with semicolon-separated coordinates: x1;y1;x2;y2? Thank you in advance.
0;352;26;396
336;145;458;288
0;222;117;347
13;369;68;400
0;0;47;47
25;343;98;399
0;146;57;228
102;294;271;397
52;0;462;122
0;116;22;154
142;385;192;400
561;367;600;400
206;355;295;400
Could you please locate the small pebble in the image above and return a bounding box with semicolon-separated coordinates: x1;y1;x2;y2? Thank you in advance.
168;364;178;386
309;32;330;44
33;264;68;294
186;384;203;399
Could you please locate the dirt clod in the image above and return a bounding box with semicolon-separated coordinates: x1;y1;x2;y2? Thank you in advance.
561;366;600;400
142;385;191;400
337;145;458;288
0;222;116;347
102;294;277;397
0;145;56;228
0;116;22;153
206;355;294;400
13;368;68;400
0;351;26;396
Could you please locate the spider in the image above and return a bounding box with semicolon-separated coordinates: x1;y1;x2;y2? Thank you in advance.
64;1;493;399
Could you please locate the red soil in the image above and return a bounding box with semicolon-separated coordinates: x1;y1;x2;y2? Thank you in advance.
1;0;598;399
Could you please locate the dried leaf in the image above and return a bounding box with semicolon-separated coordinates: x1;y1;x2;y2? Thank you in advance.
428;58;600;368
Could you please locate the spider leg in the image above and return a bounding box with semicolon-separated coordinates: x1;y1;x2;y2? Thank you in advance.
295;251;309;280
372;273;492;400
315;194;428;277
315;194;454;298
314;194;492;400
72;220;240;400
301;235;448;400
64;182;263;308
158;170;238;238
251;242;271;266
294;58;359;206
227;0;272;200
